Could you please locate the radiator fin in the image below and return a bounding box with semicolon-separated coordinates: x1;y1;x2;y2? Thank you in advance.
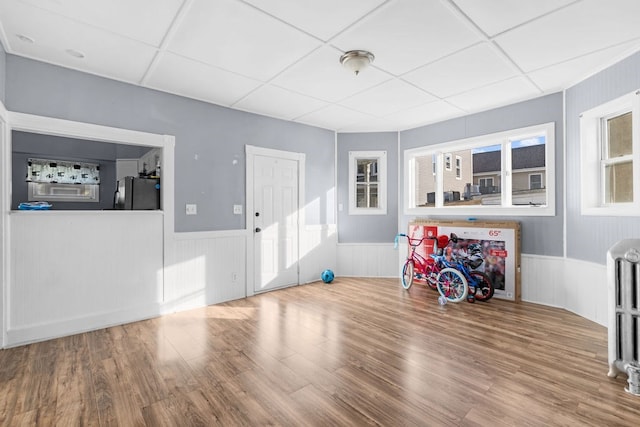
608;241;640;381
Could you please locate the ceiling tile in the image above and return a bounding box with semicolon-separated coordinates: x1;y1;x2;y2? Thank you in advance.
295;104;374;130
167;0;321;82
339;79;435;117
452;0;575;37
331;0;483;76
447;77;541;113
403;42;518;98
528;40;640;92
271;46;391;103
3;0;640;132
243;0;387;42
385;100;465;130
0;0;157;83
338;116;398;133
495;0;640;72
233;85;328;121
145;52;262;106
14;0;184;46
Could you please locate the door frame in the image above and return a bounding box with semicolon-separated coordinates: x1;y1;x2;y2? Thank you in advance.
0;100;8;348
245;145;305;297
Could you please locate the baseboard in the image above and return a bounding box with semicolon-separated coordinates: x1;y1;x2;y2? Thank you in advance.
5;302;162;348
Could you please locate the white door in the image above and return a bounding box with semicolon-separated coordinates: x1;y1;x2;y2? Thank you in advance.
253;153;299;293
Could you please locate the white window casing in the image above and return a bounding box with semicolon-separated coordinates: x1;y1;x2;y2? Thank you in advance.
404;122;555;216
349;150;387;215
580;90;640;216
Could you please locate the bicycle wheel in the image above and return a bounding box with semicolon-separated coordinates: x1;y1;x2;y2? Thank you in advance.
402;260;414;290
469;271;494;301
436;267;468;303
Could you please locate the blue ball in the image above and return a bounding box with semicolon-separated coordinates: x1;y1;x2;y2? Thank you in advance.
321;269;334;283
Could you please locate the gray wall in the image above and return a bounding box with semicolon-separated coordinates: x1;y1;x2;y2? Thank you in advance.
399;92;564;257
5;56;335;231
565;51;640;264
11;131;151;210
0;40;5;103
337;132;398;243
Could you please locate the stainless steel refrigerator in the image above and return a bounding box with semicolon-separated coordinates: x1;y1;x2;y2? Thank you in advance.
114;177;160;210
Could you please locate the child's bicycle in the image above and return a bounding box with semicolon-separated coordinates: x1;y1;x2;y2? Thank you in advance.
394;233;468;303
445;234;495;302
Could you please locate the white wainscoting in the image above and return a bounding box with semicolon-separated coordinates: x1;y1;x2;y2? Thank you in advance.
163;230;247;313
374;250;607;327
7;215;608;346
6;219;339;347
8;211;164;346
521;254;607;326
163;225;337;309
337;242;400;278
299;224;338;284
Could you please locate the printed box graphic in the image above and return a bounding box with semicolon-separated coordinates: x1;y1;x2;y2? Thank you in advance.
408;221;520;301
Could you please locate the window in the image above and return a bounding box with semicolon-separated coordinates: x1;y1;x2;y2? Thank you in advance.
26;158;100;202
404;122;554;216
580;91;639;215
603;112;632;203
479;177;494;188
529;174;543;190
349;151;387;215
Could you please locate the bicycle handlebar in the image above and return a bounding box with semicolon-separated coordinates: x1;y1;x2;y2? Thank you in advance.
394;233;439;249
393;233;407;249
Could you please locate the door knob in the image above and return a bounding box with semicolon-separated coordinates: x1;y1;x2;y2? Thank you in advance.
255;227;261;233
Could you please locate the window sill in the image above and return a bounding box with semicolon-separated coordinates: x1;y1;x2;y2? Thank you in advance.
348;208;388;216
405;205;555;217
581;205;639;216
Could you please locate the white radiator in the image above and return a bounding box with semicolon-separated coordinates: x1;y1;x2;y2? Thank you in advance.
607;239;640;395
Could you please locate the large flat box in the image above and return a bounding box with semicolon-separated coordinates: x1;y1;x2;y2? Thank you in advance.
409;219;521;302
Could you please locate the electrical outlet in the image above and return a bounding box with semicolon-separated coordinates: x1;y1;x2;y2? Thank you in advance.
232;272;238;282
233;204;242;215
186;204;197;215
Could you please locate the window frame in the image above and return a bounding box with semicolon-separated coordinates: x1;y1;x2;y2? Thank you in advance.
404;122;555;216
349;150;387;215
580;90;640;216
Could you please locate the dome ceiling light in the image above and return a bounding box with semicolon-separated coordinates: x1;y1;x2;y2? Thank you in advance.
339;50;374;76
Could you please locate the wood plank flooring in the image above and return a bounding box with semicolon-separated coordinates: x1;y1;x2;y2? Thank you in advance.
1;277;638;426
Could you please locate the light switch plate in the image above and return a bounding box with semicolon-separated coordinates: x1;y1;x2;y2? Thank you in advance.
186;204;197;215
233;204;242;215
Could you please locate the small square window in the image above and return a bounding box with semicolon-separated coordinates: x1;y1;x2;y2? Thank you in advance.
529;174;543;190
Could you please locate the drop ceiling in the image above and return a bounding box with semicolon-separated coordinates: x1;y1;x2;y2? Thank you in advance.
1;0;640;132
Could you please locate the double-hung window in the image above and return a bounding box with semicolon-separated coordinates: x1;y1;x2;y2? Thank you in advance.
580;90;639;215
404;122;555;216
349;151;387;215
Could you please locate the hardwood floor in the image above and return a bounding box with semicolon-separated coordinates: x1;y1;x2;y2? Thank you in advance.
0;277;638;426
